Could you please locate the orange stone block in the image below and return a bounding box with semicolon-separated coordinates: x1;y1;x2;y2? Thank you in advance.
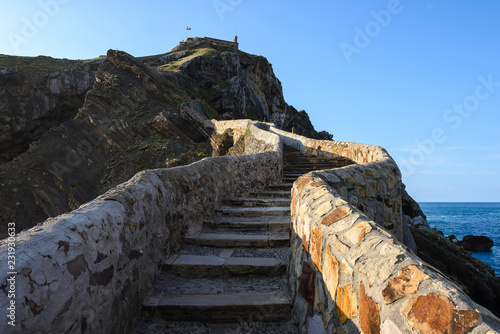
311;227;323;272
343;221;372;244
291;196;297;216
450;310;480;334
321;206;352;226
402;293;453;334
382;264;429;304
295;176;314;191
311;181;324;187
302;234;309;253
359;282;380;334
336;284;357;324
322;246;339;301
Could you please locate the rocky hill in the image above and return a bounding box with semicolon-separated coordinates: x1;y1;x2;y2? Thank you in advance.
0;40;323;238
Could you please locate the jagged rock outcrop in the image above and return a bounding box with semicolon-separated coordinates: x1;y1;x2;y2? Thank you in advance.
0;50;213;237
0;43;321;238
402;184;426;219
143;38;320;139
0;56;96;163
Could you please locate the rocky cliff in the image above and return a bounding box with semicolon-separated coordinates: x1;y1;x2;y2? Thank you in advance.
0;55;96;164
0;41;320;237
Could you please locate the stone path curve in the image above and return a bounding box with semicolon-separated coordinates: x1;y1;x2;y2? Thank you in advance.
132;145;354;333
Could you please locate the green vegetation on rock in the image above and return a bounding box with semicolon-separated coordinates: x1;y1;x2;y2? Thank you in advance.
0;54;82;71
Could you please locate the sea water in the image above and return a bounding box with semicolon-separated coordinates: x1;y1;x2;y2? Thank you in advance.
419;202;500;276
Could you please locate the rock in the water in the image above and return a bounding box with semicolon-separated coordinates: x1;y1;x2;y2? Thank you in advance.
410;215;429;228
458;235;494;251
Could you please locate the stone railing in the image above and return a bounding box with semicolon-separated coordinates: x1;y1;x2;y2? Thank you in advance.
270;127;403;241
289;174;500;333
0;121;281;333
269;129;500;332
212;119;254;140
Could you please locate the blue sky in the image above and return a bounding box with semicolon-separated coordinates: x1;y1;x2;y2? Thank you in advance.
1;0;499;202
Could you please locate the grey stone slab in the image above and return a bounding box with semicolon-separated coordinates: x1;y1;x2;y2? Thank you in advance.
166;254;226;266
217;206;291;217
267;183;294;191
229;198;291;207
150;292;292;322
218;249;234;258
204;216;290;233
186;233;269;248
186;233;289;248
225;257;279;267
157;292;290;307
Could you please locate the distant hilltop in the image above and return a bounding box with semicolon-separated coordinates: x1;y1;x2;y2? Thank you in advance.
184;35;239;50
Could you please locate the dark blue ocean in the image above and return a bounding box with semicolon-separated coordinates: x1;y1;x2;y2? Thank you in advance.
419;203;500;276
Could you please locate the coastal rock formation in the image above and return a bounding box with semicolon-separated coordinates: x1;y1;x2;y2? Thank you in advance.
0;56;96;164
0;42;320;237
458;235;494;251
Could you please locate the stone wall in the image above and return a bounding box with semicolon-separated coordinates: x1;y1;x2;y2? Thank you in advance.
0;122;281;333
212;119;253;140
289;173;500;333
270;127;500;332
270;127;403;241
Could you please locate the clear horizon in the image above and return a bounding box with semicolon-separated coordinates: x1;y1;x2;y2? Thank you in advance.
1;0;499;202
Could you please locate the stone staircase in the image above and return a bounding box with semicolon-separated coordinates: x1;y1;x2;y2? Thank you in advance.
132;145;354;333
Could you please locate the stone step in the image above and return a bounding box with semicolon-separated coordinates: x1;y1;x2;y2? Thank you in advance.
284;159;339;166
142;274;291;322
283;167;334;173
283;172;303;177
267;183;293;191
204;216;290;232
227;197;291;207
283;177;298;182
132;319;298;333
163;254;286;278
283;163;345;170
144;292;291;322
248;189;290;198
216;206;290;217
185;232;289;248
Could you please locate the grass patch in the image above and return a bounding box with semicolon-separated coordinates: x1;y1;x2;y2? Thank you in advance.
157;47;220;72
0;54;83;71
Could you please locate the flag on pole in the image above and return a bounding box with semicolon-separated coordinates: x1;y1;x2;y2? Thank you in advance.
186;26;191;30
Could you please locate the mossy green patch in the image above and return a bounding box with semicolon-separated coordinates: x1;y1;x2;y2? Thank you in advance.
157;47;220;72
0;54;83;71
